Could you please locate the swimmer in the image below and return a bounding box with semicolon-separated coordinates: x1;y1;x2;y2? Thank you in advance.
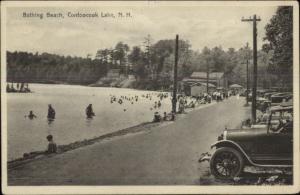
25;110;37;119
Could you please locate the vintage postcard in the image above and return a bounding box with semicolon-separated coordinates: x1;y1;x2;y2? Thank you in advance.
1;1;299;194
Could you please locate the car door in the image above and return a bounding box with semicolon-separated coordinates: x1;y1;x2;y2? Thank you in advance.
252;124;293;165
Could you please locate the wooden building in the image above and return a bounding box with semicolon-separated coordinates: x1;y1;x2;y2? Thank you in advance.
190;82;216;96
181;71;227;96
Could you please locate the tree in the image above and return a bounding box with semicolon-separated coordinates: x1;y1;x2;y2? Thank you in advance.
263;6;293;88
114;42;129;69
128;46;147;79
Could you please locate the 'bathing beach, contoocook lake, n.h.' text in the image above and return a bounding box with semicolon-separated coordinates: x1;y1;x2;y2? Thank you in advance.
22;11;132;19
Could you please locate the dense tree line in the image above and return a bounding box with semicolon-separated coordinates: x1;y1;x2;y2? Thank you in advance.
5;42;272;89
7;51;108;84
263;6;293;89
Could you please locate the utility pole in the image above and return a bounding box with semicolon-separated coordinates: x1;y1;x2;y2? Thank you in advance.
245;42;249;106
144;34;153;79
172;35;179;113
242;14;261;124
206;59;209;94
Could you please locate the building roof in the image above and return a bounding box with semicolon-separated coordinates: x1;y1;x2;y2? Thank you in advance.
182;78;218;83
190;82;216;88
190;72;224;79
229;84;243;88
270;105;293;112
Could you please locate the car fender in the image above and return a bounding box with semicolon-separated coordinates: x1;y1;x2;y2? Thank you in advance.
211;140;252;165
210;140;292;168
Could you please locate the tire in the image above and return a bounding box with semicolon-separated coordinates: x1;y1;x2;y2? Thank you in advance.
210;147;244;179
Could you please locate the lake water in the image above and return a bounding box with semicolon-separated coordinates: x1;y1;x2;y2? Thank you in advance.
6;84;173;161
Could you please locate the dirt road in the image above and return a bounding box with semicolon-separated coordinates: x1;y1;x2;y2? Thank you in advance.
8;97;248;185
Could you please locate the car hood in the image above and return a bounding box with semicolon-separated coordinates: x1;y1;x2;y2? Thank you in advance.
225;128;267;141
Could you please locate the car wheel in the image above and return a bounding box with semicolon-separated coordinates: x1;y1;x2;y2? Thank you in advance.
210;147;244;179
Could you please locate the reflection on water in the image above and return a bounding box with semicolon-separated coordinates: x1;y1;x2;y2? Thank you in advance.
47;118;55;125
7;84;172;160
85;117;93;127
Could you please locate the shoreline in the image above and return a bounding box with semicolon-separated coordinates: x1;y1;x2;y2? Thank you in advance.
7;100;218;170
6;82;173;94
7;121;167;170
6;81;171;92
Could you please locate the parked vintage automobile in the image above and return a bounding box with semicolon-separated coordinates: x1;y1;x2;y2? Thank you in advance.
270;93;293;106
239;89;250;97
209;105;293;179
256;97;271;112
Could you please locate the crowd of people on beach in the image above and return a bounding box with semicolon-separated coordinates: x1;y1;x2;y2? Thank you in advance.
6;82;31;93
151;91;215;122
151;89;237;122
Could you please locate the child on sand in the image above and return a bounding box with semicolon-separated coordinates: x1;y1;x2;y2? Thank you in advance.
153;112;161;122
46;135;57;154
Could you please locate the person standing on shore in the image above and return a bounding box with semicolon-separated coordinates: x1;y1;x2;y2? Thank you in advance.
153;112;161;122
46;135;57;154
158;101;161;108
47;104;56;120
6;83;10;92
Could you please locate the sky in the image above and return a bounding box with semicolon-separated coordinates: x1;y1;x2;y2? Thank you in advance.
5;3;278;58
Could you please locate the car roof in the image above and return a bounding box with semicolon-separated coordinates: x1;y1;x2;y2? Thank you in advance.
271;92;292;96
270;105;293;112
257;97;267;101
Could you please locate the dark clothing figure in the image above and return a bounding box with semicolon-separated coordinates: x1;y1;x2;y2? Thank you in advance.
162;112;175;121
170;111;175;121
9;83;17;92
153;112;161;122
24;83;31;92
243;118;251;127
158;101;161;108
178;98;185;113
27;111;37;120
86;104;95;118
163;112;167;121
46;135;57;154
47;142;57;153
188;101;195;108
6;84;10;92
20;83;25;92
47;105;56;119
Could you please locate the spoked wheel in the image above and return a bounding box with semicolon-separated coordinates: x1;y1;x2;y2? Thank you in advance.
210;147;244;179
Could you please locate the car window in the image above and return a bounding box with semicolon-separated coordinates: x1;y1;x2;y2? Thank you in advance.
271;97;284;103
270;110;293;134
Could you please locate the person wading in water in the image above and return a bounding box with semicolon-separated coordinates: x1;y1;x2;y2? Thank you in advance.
86;104;95;118
47;104;56;120
25;110;37;120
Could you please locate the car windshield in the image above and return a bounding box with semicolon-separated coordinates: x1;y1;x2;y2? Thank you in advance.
271;96;285;103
